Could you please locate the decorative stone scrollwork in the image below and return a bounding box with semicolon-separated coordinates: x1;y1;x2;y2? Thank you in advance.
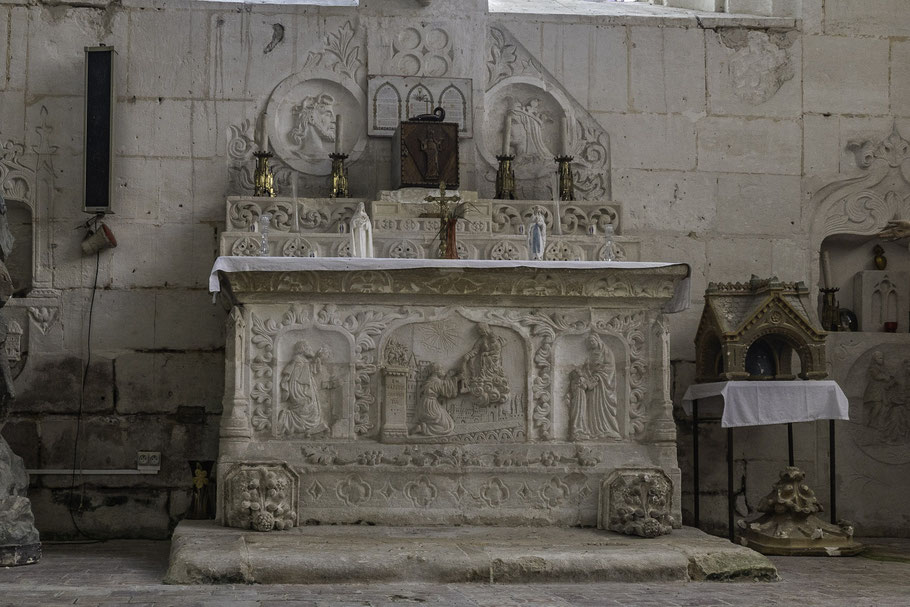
231;236;262;257
336;474;372;506
544;241;584;261
224;464;298;531
387;240;422;259
282;237;315;257
404;475;438;507
488;240;522;261
600;469;674;538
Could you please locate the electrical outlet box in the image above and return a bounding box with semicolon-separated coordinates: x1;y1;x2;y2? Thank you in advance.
137;451;161;472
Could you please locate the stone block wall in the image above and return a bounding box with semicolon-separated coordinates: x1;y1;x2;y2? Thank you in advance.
0;0;907;537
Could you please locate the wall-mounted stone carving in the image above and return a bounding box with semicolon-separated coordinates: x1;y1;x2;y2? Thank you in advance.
567;334;622;441
381;316;526;443
812;125;910;246
266;75;367;176
483;26;611;201
368;21;470;78
599;469;675;537
367;76;472;138
223;464;298;531
719;29;795;105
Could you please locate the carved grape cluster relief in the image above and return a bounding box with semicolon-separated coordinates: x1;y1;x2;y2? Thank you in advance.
224;464;298;532
601;469;674;538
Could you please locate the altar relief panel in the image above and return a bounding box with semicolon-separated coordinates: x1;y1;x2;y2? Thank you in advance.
216;262;688;529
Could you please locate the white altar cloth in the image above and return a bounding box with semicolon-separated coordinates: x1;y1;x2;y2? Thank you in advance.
681;381;849;428
209;256;691;312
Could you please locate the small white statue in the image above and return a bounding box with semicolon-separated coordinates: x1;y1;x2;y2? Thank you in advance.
528;210;547;261
350;202;373;258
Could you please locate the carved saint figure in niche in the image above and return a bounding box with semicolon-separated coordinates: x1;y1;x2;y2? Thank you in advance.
460;323;510;406
528;210;546;261
568;334;621;440
505;98;553;160
412;363;458;436
420;127;445;180
278;342;331;436
350;202;374;258
290;93;337;160
863;350;894;430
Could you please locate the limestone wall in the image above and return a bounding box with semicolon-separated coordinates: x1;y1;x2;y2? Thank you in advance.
0;0;907;538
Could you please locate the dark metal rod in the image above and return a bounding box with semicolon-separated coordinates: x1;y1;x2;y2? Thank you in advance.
787;422;794;467
727;427;734;542
830;420;837;523
693;399;700;529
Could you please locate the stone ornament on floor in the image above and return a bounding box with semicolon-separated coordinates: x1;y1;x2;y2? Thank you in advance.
737;467;862;556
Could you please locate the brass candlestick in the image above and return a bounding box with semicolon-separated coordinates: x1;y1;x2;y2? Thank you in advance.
253;151;276;197
821;287;840;332
555;155;574;201
330;152;349;199
495;154;516;200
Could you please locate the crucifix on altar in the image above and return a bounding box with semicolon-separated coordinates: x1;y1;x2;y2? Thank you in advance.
421;181;463;259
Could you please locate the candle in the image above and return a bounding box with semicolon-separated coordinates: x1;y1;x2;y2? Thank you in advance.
553;171;562;235
822;251;833;289
560;116;568;156
502;112;511;156
261;112;269;151
292;173;298;200
334;114;343;154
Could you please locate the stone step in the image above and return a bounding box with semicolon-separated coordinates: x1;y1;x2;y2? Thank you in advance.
165;520;777;585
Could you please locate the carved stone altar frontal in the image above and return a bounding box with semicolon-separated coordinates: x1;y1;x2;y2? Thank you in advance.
368;76;473;138
215;260;688;529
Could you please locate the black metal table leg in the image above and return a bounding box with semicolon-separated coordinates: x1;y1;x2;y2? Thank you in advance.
787;422;794;467
693;399;699;529
830;420;837;523
727;426;734;542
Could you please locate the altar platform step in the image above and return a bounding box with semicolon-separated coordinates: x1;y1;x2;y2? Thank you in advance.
165;520;776;585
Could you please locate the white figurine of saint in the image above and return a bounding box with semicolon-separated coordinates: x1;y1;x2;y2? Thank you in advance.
350;202;373;258
528;210;547;261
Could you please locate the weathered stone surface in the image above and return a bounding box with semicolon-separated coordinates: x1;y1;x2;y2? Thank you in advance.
165;520;776;584
115;351;224;415
803;36;890;115
825;0;910;38
696;117;800;175
630;26;705;115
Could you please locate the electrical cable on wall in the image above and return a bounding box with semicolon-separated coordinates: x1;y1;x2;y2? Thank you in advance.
67;250;102;543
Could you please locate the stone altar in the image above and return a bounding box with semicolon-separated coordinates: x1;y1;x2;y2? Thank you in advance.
212;193;689;534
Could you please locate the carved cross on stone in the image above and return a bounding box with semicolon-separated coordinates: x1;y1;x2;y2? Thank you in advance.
421;182;462;259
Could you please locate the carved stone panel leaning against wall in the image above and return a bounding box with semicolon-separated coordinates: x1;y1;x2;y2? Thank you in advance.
211;258;689;532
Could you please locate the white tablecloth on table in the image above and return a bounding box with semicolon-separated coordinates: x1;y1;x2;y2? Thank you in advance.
681;381;849;428
208;256;691;312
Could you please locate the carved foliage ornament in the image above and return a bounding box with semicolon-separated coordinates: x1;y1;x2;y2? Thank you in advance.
601;469;674;538
719;29;795;105
224;464;298;531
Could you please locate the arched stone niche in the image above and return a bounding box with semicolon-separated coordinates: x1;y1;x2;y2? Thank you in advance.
810;124;910;329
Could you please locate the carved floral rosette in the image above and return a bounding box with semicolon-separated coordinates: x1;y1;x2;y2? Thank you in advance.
223;463;299;531
599;468;675;538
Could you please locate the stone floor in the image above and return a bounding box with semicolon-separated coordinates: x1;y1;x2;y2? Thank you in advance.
0;537;908;606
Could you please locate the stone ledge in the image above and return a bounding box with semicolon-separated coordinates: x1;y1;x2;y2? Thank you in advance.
164;520;777;585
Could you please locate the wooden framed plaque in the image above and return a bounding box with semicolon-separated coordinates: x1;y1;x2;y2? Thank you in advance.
393;121;459;188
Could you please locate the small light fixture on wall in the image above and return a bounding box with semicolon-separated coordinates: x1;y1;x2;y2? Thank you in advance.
80;214;117;256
